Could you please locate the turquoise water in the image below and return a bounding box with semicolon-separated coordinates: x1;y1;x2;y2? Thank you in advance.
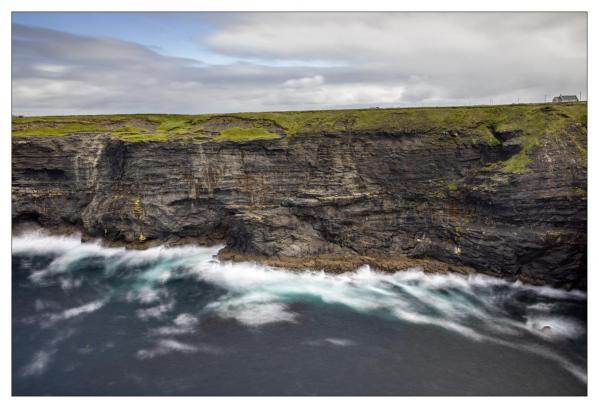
12;232;587;395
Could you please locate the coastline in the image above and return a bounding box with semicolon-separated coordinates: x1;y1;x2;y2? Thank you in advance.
11;225;565;289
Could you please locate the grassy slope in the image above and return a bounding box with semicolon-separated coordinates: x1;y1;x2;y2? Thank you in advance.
12;102;586;173
212;127;280;142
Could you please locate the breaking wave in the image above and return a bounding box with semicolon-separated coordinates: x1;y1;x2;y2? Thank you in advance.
13;231;587;382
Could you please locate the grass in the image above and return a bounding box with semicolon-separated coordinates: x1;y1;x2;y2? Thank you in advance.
116;133;169;142
212;127;280;142
479;103;587;173
12;123;111;136
247;103;584;139
480;126;501;146
568;127;588;161
12;103;586;171
500;151;533;174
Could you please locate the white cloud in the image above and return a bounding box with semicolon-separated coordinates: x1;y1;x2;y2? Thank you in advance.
273;82;404;106
205;13;586;68
33;64;70;74
11;13;587;115
283;75;325;88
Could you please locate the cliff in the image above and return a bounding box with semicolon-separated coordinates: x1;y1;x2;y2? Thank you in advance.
12;103;587;288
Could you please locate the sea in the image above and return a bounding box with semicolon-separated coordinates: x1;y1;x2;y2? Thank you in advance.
12;231;587;396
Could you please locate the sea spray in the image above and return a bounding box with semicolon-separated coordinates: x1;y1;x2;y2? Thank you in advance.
12;231;587;395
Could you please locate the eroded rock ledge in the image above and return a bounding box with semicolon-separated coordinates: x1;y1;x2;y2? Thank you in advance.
217;247;477;274
12;104;587;289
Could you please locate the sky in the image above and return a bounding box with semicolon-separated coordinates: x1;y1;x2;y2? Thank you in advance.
12;12;587;115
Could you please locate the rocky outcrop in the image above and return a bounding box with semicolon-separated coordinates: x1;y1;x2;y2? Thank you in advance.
12;104;587;288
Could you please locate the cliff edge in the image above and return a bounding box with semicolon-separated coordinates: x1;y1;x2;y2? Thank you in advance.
12;103;587;288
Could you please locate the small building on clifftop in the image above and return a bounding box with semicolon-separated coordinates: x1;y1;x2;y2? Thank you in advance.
552;94;579;103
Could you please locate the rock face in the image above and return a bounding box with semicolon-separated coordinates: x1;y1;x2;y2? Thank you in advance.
12;104;587;288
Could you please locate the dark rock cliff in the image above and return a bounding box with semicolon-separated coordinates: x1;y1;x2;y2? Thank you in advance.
12;104;587;288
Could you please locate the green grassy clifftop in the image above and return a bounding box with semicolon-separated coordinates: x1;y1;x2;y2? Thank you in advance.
12;102;587;175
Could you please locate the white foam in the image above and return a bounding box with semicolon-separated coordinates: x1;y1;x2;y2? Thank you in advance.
305;337;357;347
174;313;198;327
34;299;60;312
13;231;86;254
136;339;222;359
149;326;193;336
324;338;356;347
525;316;585;340
61;300;105;319
42;299;105;327
14;231;222;285
14;231;587;382
58;277;82;290
136;338;198;359
215;301;297;327
392;307;485;341
20;350;55;377
136;300;175;321
521;283;587;300
150;313;199;335
16;232;586;338
527;302;554;312
127;287;168;304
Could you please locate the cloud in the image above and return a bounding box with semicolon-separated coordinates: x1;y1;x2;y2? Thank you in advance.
205;13;587;104
11;13;587;115
283;75;325;88
205;13;586;67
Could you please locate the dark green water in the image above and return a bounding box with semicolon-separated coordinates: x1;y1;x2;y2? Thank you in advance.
12;232;587;395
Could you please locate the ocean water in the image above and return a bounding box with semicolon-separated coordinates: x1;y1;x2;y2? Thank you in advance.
12;231;587;396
